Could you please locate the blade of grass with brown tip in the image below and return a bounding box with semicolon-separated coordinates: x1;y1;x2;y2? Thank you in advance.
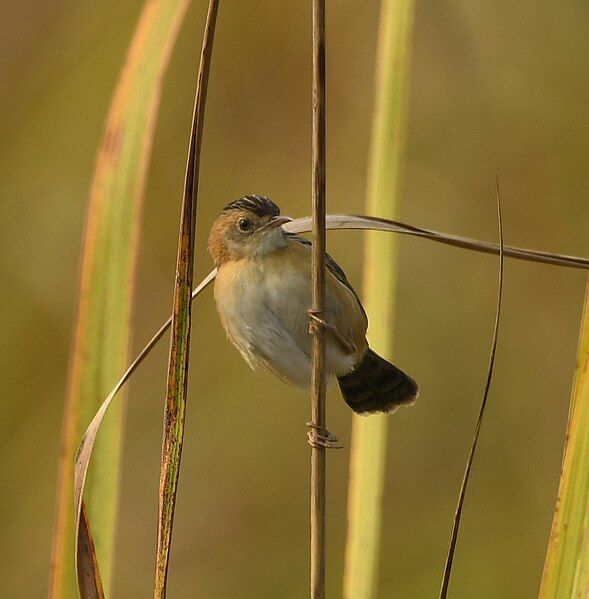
439;179;504;598
342;1;416;597
50;0;191;596
73;271;217;582
285;216;589;270
154;2;219;597
539;276;589;599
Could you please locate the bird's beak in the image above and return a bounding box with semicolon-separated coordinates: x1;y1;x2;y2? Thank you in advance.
265;216;292;230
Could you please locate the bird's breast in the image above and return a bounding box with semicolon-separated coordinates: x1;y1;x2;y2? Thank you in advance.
214;244;364;385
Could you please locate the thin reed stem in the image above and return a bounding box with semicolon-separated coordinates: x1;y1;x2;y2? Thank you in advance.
310;1;327;597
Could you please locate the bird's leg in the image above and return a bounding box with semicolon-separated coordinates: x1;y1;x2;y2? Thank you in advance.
306;422;343;449
308;308;356;355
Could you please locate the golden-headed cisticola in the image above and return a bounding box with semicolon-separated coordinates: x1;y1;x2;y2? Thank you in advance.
207;195;418;414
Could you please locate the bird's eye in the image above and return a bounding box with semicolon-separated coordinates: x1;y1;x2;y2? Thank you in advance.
238;218;253;232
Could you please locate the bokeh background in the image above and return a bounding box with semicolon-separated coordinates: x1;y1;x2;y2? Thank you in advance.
1;1;588;597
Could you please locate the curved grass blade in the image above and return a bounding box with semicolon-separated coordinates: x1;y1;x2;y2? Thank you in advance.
539;277;589;598
154;2;219;596
50;0;192;596
439;179;504;598
73;272;216;594
285;215;589;270
71;214;588;594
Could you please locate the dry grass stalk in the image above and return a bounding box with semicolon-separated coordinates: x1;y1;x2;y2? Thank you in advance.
439;180;504;598
289;215;588;270
309;1;328;597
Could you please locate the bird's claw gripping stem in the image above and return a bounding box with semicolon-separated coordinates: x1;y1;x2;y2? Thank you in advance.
306;422;343;449
307;309;355;355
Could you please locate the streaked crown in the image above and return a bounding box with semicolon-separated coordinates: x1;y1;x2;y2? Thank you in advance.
222;195;280;218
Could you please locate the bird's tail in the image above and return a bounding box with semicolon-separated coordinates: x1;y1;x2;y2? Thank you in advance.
337;349;418;414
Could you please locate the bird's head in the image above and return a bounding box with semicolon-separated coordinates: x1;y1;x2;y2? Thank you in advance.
207;195;291;265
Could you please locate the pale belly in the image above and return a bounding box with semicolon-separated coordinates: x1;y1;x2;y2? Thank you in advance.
214;255;361;386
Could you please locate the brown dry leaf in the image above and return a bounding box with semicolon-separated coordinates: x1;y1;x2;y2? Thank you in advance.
285;215;589;269
76;504;105;599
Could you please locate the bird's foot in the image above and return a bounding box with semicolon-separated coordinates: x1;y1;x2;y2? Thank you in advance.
306;422;343;449
307;309;356;355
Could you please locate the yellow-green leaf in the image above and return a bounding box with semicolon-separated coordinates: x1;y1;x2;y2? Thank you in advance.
539;278;589;599
343;1;416;597
49;0;191;596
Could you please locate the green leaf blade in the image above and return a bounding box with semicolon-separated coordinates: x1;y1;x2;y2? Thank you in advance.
49;1;191;596
153;2;219;596
343;1;416;597
540;279;589;599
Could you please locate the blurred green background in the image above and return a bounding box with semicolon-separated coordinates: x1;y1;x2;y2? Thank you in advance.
1;1;588;597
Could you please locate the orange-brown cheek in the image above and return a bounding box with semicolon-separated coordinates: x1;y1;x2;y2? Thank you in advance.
207;222;232;265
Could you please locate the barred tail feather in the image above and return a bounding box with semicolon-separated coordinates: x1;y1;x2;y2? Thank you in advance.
337;349;418;414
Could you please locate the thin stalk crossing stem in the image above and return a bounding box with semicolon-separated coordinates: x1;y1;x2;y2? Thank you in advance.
310;1;327;598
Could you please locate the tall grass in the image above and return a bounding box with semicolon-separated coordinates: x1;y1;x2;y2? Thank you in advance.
54;1;589;594
154;2;218;596
343;1;416;597
540;278;589;598
49;0;190;596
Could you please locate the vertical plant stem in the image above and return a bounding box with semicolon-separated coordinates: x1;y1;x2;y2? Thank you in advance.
49;0;191;596
539;277;589;599
153;2;218;597
310;1;327;598
343;1;415;598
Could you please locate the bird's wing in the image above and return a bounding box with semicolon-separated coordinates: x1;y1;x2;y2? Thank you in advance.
286;234;367;320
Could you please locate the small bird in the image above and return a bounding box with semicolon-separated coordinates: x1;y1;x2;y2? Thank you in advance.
207;195;418;417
